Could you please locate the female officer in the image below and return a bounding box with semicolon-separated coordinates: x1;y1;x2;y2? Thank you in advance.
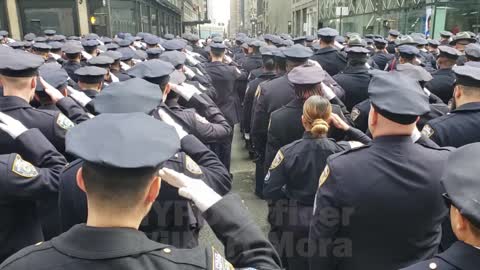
263;95;370;270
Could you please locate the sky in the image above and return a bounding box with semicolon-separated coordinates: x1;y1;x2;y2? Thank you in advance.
209;0;230;25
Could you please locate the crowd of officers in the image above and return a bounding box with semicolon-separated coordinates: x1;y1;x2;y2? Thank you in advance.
0;25;479;270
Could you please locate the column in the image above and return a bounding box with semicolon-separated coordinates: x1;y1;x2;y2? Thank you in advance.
77;0;90;35
5;0;20;39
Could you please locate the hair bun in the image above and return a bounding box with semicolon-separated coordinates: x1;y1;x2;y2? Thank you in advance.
311;118;329;136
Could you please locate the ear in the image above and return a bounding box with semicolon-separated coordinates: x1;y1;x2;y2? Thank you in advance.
31;77;37;89
369;105;378;126
454;85;462;99
163;83;171;102
451;206;467;231
98;81;104;91
76;167;87;193
146;176;161;203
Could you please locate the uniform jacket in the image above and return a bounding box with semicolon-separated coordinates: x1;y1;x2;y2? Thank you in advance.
0;194;282;270
423;102;480;147
0;129;67;262
243;54;263;75
62;61;83;82
332;65;372;111
310;136;451;270
371;51;394;70
58;135;231;249
425;68;456;104
204;61;244;125
311;47;347;76
401;241;480;270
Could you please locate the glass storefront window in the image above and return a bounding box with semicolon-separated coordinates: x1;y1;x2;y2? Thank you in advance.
88;0;109;37
0;0;7;32
19;0;78;36
111;0;136;35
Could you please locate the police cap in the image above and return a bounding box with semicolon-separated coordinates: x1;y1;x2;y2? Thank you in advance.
134;50;147;61
144;35;160;46
100;37;113;44
38;63;69;89
117;39;133;47
44;29;56;36
453;65;480;87
34;37;48;43
388;29;400;37
9;42;25;50
428;39;440;46
48;41;63;51
106;43;120;51
84;33;100;40
163;39;187;51
74;66;107;83
24;33;36;41
368;72;429;122
102;51;122;61
438;45;461;60
159;51;186;67
345;46;370;55
51;35;66;42
88;55;115;67
440;31;453;38
91;78;163;114
465;43;480;60
0;30;8;37
395;63;433;82
146;48;163;58
33;42;52;52
62;43;83;54
373;38;388;45
210;42;227;50
260;45;278;56
164;33;175;40
317;27;338;38
0;51;44;77
82;39;100;48
127;59;175;80
441;143;480;228
395;35;417;46
118;47;135;61
398;45;419;59
283;44;313;60
288;64;325;85
348;35;366;47
66;112;180;169
450;32;476;46
305;35;315;42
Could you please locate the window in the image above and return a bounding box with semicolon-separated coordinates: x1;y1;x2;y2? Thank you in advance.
110;0;136;35
0;0;7;32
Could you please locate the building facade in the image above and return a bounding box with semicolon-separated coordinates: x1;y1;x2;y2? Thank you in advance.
0;0;183;40
292;0;317;36
229;0;256;37
183;0;208;34
263;0;291;34
318;0;480;38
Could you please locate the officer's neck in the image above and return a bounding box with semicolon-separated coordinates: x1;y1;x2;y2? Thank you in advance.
2;87;32;103
211;56;223;63
86;204;143;230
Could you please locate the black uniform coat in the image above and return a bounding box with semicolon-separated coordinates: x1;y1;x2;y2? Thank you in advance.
0;194;282;270
0;129;67;262
58;135;231;249
243;54;263;75
309;136;451;270
332;65;372;111
204;61;243;125
422;102;480;147
401;241;480;270
425;68;456;104
243;71;277;135
311;47;347;76
61;61;83;82
0;96;75;155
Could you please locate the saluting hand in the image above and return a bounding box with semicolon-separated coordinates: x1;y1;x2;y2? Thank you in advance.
0;112;28;139
157;108;187;139
159;168;222;212
40;77;65;103
330;113;351;131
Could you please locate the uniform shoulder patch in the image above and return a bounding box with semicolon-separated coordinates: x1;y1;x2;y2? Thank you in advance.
351;107;360;121
422;124;435;138
12;154;39;178
254;86;262;98
212;247;234;270
185;155;202;175
318;165;330;188
56;113;75;130
269;150;284;170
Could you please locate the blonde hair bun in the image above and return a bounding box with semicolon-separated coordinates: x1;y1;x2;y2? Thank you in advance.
311;118;329;136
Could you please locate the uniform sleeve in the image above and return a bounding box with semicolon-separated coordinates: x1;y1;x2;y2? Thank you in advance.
264;117;282;175
51;112;75;153
421;124;442;146
343;127;372;145
55;97;91;124
263;149;288;200
309;163;342;270
203;193;282;269
251;85;269;157
0;128;67;200
180;135;232;195
185;94;232;144
242;84;256;134
324;73;346;102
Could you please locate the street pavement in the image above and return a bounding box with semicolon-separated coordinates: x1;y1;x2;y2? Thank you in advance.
199;126;269;253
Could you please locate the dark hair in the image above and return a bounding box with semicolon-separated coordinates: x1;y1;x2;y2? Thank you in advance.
145;75;170;92
82;162;159;207
347;55;368;66
66;53;81;60
262;55;275;71
375;44;386;50
320;36;335;44
275;56;287;72
210;48;225;58
294;83;323;100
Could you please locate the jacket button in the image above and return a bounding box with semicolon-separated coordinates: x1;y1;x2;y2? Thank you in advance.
429;262;437;269
163;248;172;254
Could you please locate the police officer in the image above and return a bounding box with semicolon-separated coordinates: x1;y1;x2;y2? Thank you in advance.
101;50;131;81
425;46;461;104
385;35;418;71
0;113;67;262
439;30;453;46
311;27;347;76
61;43;84;82
333;47;372;111
0;113;281;270
204;42;245;171
371;38;394;70
450;32;477;66
422;65;480;147
243;45;278;156
0;51;76;155
386;29;400;54
401;143;480;270
415;37;436;72
243;39;264;76
311;72;452;270
74;66;107;98
465;43;480;63
36;63;69;111
264;94;369;270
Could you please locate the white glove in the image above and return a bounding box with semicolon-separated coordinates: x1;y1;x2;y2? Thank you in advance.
157;108;187;139
120;61;131;71
170;83;201;101
321;82;336;100
308;59;321;68
81;51;92;60
0;112;28;139
185;52;200;66
183;66;196;79
49;53;61;60
40;77;65;103
67;86;92;107
159;168;222;212
224;55;233;64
